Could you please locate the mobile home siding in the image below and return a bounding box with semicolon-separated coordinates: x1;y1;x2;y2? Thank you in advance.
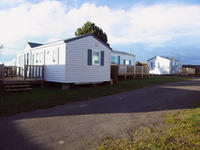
111;51;136;65
43;43;67;83
147;56;179;75
16;35;111;84
65;36;110;83
17;42;67;83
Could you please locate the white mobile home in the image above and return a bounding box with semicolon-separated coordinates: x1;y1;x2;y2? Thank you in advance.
147;56;182;75
111;50;136;65
16;34;111;84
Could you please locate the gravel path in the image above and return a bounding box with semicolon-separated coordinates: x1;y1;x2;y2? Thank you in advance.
1;79;200;150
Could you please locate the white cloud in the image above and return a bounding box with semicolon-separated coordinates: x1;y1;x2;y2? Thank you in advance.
44;37;61;44
0;0;26;6
0;1;200;60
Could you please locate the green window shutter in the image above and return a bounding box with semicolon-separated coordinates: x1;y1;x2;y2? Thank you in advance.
100;51;104;66
88;49;92;66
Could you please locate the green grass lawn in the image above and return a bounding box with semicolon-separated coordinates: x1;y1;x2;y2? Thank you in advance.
96;106;200;150
0;76;191;117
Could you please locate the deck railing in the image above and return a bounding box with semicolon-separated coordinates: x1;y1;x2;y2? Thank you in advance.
4;66;23;77
118;65;149;79
2;65;44;79
24;65;44;79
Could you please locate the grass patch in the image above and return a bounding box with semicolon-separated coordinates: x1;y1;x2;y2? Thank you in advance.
96;104;200;150
0;76;190;117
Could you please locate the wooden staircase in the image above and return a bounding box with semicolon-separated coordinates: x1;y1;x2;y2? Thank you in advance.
3;80;32;92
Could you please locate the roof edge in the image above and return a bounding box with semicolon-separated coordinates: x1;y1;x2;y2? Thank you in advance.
112;50;135;56
64;34;112;50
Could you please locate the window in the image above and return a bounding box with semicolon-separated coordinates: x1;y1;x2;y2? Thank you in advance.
24;54;26;65
125;60;129;65
93;51;100;65
52;49;59;64
27;53;29;65
53;50;55;63
36;53;38;63
123;59;126;65
111;56;118;64
129;60;131;65
32;54;34;65
39;52;43;63
88;49;103;66
123;59;129;65
157;62;160;68
151;61;154;68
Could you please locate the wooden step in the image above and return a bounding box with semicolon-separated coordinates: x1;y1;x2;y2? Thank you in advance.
4;84;31;89
3;81;31;85
5;88;32;92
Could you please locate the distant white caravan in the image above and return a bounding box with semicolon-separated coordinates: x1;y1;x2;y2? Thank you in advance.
147;56;182;75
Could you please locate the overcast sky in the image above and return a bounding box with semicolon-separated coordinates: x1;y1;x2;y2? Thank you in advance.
0;0;200;64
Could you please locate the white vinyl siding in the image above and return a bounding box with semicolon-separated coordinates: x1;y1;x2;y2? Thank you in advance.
147;56;181;75
16;35;111;83
66;36;110;83
16;42;67;83
111;51;136;65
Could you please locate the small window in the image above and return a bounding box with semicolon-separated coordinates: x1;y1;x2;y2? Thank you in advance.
93;51;100;65
151;61;154;68
24;54;26;65
157;62;160;68
32;54;34;64
53;50;55;63
111;56;118;64
39;52;43;63
52;49;58;64
27;53;29;65
125;60;129;65
36;53;38;63
123;59;126;65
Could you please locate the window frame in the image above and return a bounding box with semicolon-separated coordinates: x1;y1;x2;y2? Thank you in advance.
111;56;118;64
92;50;100;65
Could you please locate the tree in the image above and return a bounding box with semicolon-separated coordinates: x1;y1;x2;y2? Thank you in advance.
136;61;148;66
75;21;108;44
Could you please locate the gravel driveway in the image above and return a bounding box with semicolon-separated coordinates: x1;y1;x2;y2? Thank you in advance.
1;79;200;150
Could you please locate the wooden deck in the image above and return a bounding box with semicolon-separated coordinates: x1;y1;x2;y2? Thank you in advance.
3;77;43;81
117;65;150;79
0;65;44;92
